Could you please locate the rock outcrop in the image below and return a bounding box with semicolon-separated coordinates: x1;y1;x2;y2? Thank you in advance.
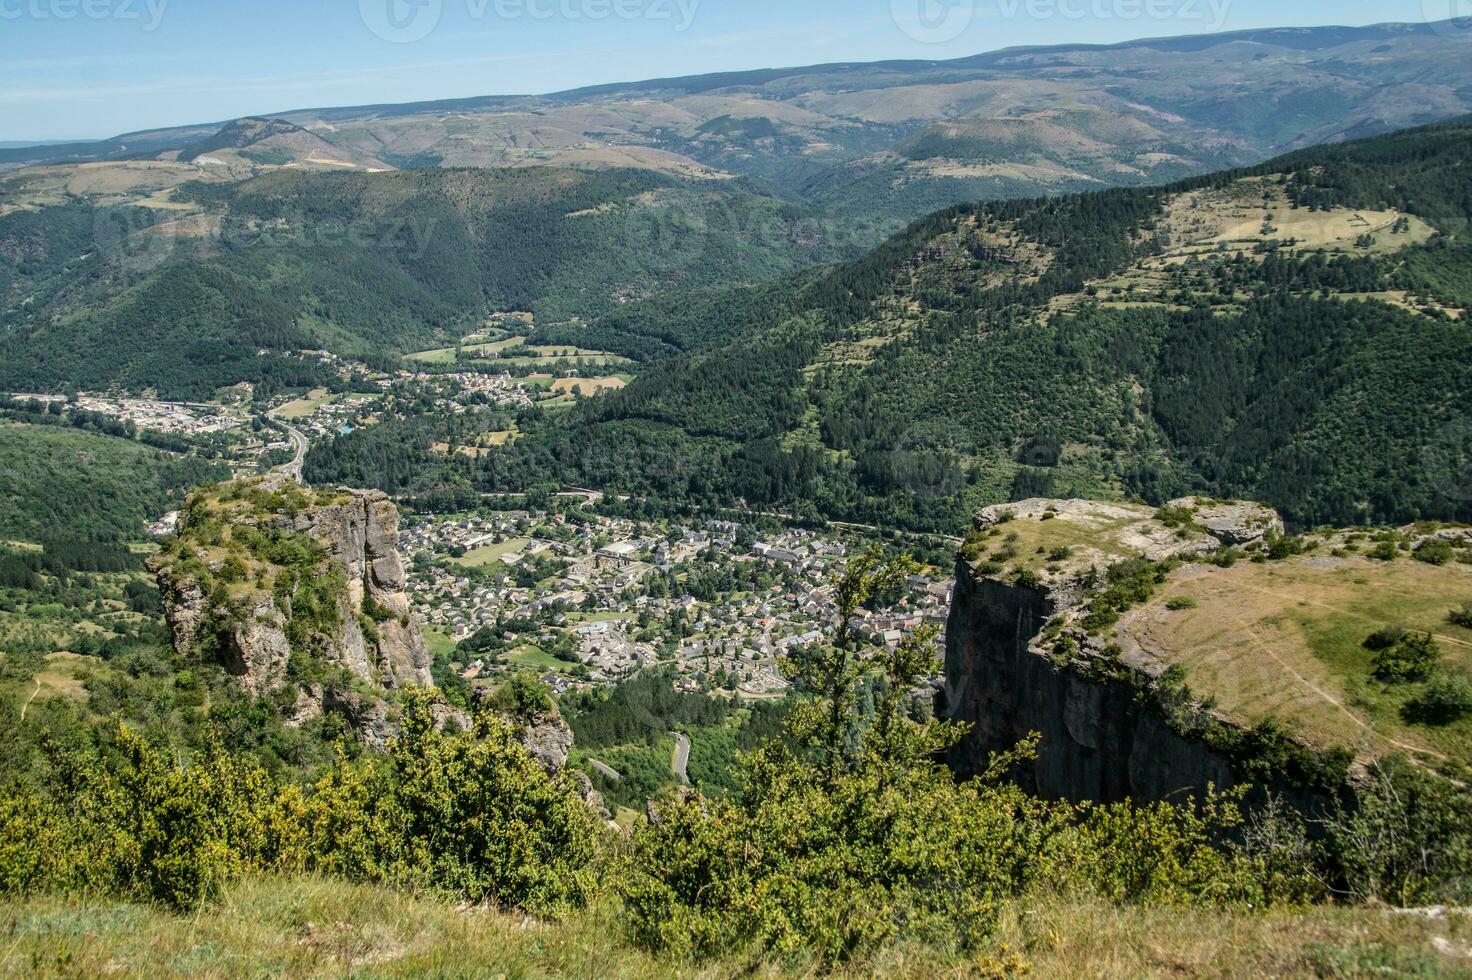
152;476;429;717
939;497;1336;811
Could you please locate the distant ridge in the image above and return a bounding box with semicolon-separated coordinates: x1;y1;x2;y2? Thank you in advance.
3;18;1462;166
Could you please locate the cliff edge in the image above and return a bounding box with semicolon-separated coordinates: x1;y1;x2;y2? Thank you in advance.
150;476;431;738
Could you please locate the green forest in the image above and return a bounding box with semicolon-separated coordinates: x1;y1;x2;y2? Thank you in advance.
0;167;872;399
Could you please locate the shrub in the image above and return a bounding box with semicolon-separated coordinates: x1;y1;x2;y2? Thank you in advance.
1402;673;1472;726
1449;601;1472;630
1413;539;1457;566
1363;625;1407;651
0;724;304;909
1155;505;1199;530
1368;541;1398;562
0;694;600;916
1166;596;1198;611
1324;759;1472;906
485;672;555;721
1373;633;1442;683
307;693;600;916
1265;533;1307;561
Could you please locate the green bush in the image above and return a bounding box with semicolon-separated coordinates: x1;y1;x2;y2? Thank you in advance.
1166;596;1198;611
1413;539;1457;566
1449;601;1472;630
1402;673;1472;727
0;693;600;915
1373;633;1442;683
1368;541;1399;562
0;724;301;909
306;692;600;915
1325;759;1472;907
1363;625;1407;651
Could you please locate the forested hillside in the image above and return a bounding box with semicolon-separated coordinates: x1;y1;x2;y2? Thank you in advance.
0;167;870;399
0;423;226;543
308;117;1472;532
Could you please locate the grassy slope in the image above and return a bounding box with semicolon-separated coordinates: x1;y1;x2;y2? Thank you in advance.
1;876;1466;979
1122;552;1472;774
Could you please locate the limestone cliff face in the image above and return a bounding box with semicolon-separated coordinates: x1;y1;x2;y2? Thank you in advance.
942;569;1240;801
285;487;432;692
940;497;1328;809
152;478;430;709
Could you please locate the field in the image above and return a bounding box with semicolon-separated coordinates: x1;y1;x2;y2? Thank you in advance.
0;159;232;212
1117;554;1472;773
1;876;1465;979
422;627;458;659
552;376;628;397
1088;176;1441;312
405;335;518;364
276;388;333;420
452;537;532;568
503;645;576;673
1160;178;1437;257
405;334;631;370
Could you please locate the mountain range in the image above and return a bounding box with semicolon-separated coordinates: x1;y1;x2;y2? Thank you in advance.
6;19;1472;225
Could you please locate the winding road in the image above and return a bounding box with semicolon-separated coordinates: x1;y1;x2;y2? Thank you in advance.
671;732;691;785
267;412;310;484
588;759;623;782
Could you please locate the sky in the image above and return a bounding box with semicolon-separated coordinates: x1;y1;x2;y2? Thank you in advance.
0;0;1455;142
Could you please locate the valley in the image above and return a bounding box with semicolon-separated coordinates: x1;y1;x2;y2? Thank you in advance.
4;15;1472;976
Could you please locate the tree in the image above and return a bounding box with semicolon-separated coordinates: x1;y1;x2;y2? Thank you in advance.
1403;673;1472;726
1374;633;1442;683
782;547;917;783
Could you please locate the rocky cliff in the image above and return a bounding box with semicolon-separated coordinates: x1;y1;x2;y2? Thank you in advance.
938;496;1340;807
151;477;431;736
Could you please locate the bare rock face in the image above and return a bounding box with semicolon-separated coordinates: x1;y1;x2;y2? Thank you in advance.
942;497;1340;816
517;712;576;773
1166;496;1285;547
295;487;432;691
152;477;430;711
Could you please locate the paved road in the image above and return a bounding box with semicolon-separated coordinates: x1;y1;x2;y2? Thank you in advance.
671;732;691;785
268;414;310;484
588;759;623;782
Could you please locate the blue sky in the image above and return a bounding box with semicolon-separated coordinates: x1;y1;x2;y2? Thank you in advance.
0;0;1447;142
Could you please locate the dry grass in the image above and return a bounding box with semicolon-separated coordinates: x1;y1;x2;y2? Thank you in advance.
276;389;333;420
2;877;1467;978
1118;556;1472;769
551;377;627;397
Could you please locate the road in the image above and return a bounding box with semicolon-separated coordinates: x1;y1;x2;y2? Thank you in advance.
671;732;691;785
588;759;623;782
268;413;310;484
